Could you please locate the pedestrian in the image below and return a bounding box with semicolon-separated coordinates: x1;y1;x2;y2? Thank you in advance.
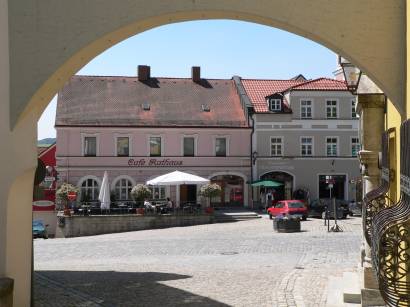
265;190;273;210
167;197;174;213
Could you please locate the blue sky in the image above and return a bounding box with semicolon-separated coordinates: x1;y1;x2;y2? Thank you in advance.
37;20;337;139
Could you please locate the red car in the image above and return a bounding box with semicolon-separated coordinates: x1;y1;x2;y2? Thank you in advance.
267;200;308;221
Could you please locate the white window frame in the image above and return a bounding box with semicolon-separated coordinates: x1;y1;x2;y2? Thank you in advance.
77;175;101;201
81;133;99;157
111;175;136;201
300;136;314;156
326;99;339;119
181;134;198;157
147;135;164;157
270;136;284;157
213;136;230;157
326;136;339;157
351;100;358;118
269;98;282;112
351;137;360;157
114;134;132;157
300;99;313;119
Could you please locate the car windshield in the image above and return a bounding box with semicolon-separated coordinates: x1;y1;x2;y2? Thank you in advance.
288;202;304;208
33;220;44;226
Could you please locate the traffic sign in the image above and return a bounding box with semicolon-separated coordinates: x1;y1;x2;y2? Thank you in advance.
67;192;77;201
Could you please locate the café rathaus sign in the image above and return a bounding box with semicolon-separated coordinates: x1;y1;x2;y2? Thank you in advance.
128;158;183;167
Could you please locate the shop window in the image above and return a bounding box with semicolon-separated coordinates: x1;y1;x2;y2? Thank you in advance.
210;175;244;207
215;138;227;157
84;137;97;156
80;178;99;201
183;137;195;157
114;178;133;200
150;186;166;200
150;137;161;157
351;100;358;118
117;137;129;157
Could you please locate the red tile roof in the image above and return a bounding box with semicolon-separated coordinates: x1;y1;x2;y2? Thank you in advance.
56;76;248;127
290;77;348;91
241;79;302;112
241;78;348;113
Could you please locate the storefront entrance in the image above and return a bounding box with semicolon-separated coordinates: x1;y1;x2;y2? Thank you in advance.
180;184;197;204
260;172;294;201
318;175;346;200
210;175;244;207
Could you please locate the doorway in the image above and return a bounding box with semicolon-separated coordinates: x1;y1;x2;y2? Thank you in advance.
180;184;197;204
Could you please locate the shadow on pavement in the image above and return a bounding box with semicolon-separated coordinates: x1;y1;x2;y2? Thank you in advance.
34;270;229;307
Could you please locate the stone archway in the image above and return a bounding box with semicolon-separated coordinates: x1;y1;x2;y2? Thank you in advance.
0;1;406;305
261;171;295;201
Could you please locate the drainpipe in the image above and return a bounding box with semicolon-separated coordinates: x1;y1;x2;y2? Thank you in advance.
250;114;255;207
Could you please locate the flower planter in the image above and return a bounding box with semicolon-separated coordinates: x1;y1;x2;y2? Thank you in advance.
136;208;145;215
273;217;301;233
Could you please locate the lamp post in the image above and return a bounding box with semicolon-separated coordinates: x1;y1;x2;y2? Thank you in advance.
338;56;362;95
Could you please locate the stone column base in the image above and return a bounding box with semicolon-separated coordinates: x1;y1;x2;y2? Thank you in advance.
360;266;385;306
0;277;13;307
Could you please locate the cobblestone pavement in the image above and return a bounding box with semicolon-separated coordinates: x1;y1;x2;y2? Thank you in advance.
34;216;362;307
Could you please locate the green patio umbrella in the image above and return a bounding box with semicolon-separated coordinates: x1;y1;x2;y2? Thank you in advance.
250;180;283;187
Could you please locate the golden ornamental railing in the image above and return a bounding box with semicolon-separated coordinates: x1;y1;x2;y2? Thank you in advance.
371;120;410;306
362;132;390;246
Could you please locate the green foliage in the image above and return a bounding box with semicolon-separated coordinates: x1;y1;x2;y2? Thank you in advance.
131;184;152;201
56;183;79;202
198;183;222;198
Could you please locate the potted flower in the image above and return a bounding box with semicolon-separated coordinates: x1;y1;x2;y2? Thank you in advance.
199;183;222;214
131;184;152;215
56;183;79;216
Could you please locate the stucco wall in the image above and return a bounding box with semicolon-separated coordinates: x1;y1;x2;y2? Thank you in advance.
257;158;360;200
256;130;359;157
289;91;356;119
56;127;251;157
55;214;215;238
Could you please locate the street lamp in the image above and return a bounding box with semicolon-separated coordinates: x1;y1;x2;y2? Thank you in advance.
338;56;362;94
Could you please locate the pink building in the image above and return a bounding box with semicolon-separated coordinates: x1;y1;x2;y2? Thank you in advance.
56;66;252;207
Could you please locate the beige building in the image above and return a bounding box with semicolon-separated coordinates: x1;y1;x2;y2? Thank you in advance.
236;76;360;203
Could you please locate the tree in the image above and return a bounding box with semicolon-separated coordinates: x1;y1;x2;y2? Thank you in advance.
130;184;152;205
198;183;222;207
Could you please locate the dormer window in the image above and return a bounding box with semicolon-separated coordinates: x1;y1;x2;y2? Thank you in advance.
269;98;281;111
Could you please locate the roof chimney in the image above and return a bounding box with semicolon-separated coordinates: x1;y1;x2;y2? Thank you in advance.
192;66;201;83
138;65;150;81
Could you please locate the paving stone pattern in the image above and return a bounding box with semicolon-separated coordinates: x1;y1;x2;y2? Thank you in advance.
34;216;362;307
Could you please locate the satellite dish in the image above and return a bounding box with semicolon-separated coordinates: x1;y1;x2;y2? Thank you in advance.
34;159;46;185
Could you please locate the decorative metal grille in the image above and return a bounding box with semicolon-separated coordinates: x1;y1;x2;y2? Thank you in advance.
362;132;390;246
371;120;410;306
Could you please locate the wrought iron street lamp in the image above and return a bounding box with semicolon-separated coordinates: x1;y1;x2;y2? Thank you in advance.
338;56;362;94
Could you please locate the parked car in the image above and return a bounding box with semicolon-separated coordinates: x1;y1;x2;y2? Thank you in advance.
267;200;308;221
32;220;48;239
308;199;348;219
348;200;362;216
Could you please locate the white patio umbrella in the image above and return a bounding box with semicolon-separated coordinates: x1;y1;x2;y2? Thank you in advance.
98;171;111;209
146;170;210;186
146;171;210;207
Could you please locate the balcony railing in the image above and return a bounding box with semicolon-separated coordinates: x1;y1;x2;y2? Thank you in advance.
362;132;390;246
371;120;410;306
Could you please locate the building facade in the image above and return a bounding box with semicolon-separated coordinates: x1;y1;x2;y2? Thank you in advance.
55;67;252;207
236;76;361;203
